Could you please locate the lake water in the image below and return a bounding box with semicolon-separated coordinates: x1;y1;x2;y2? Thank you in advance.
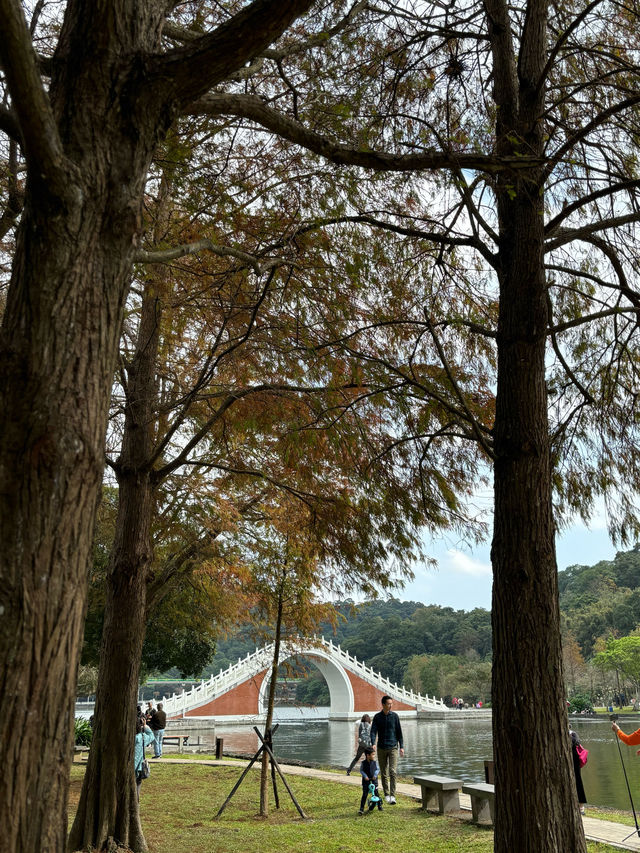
208;712;640;812
75;703;640;811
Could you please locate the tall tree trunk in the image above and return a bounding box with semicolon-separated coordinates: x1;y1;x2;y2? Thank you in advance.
0;4;318;850
69;280;161;852
486;1;587;849
260;587;284;816
0;6;166;851
0;128;156;853
68;514;150;853
0;223;107;853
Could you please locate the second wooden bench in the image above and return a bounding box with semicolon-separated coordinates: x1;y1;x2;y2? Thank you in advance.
161;733;190;751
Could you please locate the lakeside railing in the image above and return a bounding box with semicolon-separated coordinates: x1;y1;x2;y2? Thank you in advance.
160;635;447;715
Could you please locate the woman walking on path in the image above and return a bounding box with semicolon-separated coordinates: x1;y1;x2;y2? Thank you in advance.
346;714;372;775
570;727;587;814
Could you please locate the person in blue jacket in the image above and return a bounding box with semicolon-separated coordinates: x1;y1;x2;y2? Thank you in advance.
359;746;383;814
135;717;154;800
370;695;404;804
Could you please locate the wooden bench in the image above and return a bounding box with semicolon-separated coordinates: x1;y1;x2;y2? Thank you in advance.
462;781;495;824
161;733;190;751
413;775;463;814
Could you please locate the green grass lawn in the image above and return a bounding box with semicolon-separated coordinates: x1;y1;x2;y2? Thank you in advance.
594;706;640;716
585;806;637;827
68;763;624;853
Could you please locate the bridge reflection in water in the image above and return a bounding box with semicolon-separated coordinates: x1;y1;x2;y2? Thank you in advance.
206;714;640;812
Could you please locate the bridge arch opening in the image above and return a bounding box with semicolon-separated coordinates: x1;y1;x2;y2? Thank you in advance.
267;659;331;708
259;651;355;717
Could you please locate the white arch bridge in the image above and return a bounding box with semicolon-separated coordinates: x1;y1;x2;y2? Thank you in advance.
159;636;448;721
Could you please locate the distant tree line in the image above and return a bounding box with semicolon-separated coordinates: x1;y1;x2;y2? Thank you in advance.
182;597;492;705
559;546;640;658
559;546;640;708
128;546;640;708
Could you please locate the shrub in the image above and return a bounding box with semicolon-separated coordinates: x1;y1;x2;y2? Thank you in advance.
74;717;93;746
568;692;593;714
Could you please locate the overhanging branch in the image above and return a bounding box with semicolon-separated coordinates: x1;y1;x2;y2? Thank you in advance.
149;0;316;109
136;238;293;275
188;93;541;175
0;0;66;190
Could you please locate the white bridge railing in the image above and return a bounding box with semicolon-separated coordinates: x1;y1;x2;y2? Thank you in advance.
160;636;447;715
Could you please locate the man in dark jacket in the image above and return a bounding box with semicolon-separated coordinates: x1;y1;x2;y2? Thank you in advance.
149;703;167;758
370;695;404;804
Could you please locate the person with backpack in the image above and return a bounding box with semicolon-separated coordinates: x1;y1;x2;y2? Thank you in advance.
346;714;372;775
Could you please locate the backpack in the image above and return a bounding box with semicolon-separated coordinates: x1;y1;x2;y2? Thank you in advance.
358;722;372;746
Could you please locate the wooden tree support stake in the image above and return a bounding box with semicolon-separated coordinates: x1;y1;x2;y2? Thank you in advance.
215;723;306;820
254;726;307;819
215;744;265;818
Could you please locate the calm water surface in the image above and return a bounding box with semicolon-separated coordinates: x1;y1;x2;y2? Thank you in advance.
76;703;640;810
208;713;640;811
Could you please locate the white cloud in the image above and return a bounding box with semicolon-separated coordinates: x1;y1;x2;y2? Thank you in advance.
442;549;492;578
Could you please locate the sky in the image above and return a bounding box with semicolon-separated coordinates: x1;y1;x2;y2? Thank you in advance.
397;506;621;612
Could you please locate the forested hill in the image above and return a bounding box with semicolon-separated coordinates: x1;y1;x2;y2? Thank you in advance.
202;598;492;684
558;545;640;657
166;547;640;684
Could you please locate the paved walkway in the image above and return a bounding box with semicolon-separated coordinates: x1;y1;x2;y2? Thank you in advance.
153;756;640;851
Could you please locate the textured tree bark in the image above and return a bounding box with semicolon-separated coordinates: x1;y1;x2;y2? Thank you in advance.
0;6;166;850
68;284;159;852
0;2;316;850
491;194;585;852
486;1;587;850
0;112;156;853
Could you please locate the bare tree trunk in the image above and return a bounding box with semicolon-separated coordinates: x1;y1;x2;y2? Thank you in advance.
260;588;284;816
486;1;587;849
69;281;160;852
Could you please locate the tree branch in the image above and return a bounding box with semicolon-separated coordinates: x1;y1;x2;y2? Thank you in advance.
188;93;541;174
149;0;316;109
536;0;607;96
546;292;596;405
136;237;292;274
545;180;640;236
545;213;640;253
0;0;66;190
423;310;496;460
163;0;367;66
0;104;23;145
0;137;24;240
543;94;640;181
550;306;640;335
